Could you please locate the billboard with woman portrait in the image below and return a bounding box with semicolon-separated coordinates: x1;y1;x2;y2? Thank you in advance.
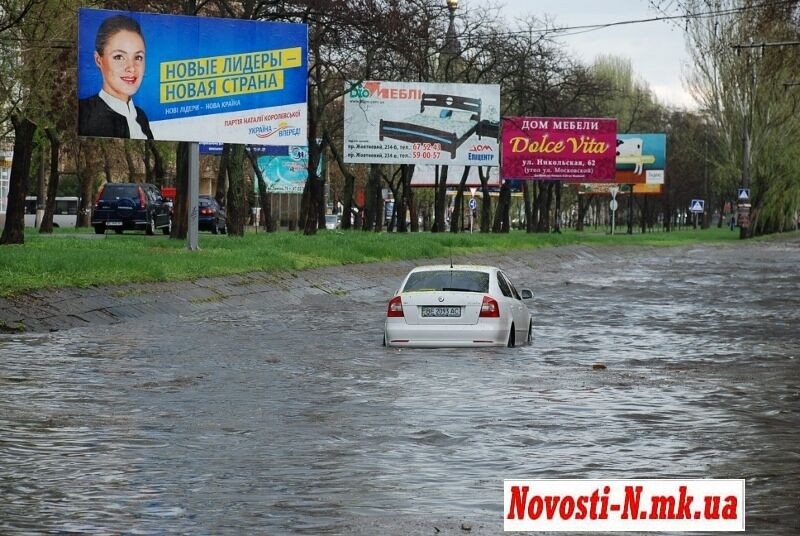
77;8;307;144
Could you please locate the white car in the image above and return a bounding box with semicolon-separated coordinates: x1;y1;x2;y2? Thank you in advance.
384;265;533;348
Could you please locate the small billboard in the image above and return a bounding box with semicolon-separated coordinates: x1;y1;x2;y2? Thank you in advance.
78;8;307;144
255;146;322;194
501;117;617;181
343;81;500;166
615;133;666;184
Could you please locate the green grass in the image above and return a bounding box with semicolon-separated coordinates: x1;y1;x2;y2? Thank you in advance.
0;226;789;297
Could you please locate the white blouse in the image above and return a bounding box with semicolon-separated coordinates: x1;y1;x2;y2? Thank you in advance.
99;89;147;139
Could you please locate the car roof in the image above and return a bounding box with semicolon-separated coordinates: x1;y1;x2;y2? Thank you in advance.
407;265;498;274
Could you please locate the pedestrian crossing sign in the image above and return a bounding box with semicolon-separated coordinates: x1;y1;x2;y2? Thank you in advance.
690;199;705;213
738;188;750;201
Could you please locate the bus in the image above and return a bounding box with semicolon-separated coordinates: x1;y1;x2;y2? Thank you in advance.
23;196;80;228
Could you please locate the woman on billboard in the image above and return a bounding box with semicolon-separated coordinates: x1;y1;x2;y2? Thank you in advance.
79;14;153;139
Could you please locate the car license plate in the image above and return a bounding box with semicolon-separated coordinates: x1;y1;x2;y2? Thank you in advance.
421;306;461;318
106;221;123;226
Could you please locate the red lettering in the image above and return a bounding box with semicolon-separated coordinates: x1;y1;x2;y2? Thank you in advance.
507;486;528;519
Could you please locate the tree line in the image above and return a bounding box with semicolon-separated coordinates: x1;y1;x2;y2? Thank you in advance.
1;0;798;245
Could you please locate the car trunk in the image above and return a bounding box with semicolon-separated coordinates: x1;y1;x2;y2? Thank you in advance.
95;197;140;222
400;292;484;325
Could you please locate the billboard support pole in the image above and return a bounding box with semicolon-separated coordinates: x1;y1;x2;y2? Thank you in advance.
187;142;200;251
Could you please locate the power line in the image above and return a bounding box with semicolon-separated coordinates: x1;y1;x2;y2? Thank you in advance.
464;0;796;40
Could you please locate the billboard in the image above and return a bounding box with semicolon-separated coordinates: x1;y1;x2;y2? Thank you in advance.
615;133;666;184
501;117;617;182
255;146;322;194
78;8;307;144
343;81;500;166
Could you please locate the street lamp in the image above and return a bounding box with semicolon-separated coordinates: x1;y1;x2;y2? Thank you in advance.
447;0;458;16
442;0;460;79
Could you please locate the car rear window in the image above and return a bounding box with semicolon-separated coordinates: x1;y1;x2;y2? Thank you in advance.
102;184;139;199
403;270;489;293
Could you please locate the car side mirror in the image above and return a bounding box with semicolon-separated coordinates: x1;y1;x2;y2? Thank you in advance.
520;289;533;300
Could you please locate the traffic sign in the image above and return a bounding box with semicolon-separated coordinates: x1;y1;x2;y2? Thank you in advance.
738;188;750;201
468;198;477;210
609;199;618;211
690;199;705;213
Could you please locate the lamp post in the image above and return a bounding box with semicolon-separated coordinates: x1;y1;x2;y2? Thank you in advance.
443;0;459;82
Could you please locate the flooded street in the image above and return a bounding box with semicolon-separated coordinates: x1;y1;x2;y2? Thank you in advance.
1;239;799;534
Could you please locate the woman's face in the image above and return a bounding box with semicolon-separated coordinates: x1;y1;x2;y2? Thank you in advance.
94;29;145;102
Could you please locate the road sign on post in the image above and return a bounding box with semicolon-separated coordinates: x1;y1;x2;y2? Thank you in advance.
690;199;705;213
738;189;750;202
609;186;620;235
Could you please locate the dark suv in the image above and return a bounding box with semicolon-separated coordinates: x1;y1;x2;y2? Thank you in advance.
92;183;172;235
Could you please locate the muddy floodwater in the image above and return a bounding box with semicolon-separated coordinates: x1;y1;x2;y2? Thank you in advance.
1;238;799;535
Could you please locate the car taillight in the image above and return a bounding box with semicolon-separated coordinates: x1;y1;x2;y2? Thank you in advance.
200;207;214;215
480;295;500;318
94;184;106;209
387;295;404;317
138;187;146;209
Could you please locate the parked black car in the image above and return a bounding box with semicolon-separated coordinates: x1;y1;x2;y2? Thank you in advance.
199;195;227;234
92;183;172;235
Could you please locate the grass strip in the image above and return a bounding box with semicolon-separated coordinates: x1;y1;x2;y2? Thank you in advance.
1;226;790;297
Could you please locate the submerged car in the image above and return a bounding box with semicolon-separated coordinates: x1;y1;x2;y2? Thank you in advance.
383;265;533;348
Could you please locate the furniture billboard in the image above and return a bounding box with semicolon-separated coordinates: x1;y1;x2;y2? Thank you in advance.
501;117;617;182
343;81;500;166
78;8;307;144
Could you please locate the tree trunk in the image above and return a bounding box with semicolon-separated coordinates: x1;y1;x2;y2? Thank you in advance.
147;140;165;185
434;165;449;232
124;141;137;182
403;164;417;232
215;144;229;206
493;181;511;233
450;166;470;233
523;181;533;233
554;181;562;233
246;148;274;232
479;167;491;233
226;144;247;236
77;140;97;228
99;140;112;183
171;142;190;240
577;194;591;232
324;128;356;230
39;128;61;234
1;115;36;245
363;164;381;232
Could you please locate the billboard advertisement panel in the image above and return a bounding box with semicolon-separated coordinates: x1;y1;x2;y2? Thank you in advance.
615;133;666;184
343;81;500;166
77;8;307;144
255;146;322;194
501;117;617;182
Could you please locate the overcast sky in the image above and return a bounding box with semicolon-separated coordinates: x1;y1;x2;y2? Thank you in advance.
469;0;696;109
